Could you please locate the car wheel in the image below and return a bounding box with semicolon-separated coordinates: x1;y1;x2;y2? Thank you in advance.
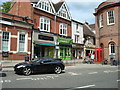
54;66;62;74
22;67;31;76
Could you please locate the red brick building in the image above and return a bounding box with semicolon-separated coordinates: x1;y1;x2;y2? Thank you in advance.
0;12;33;61
9;0;72;60
94;1;120;61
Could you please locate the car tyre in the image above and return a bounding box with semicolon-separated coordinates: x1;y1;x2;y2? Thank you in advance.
22;67;31;76
54;66;62;74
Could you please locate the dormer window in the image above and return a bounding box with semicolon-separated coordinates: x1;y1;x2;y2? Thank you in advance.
36;0;54;13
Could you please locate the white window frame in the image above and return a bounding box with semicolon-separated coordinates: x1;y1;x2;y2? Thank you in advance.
18;32;27;52
75;35;79;43
107;10;115;25
99;14;103;28
36;0;53;13
59;23;67;36
109;42;116;55
40;17;50;32
2;31;11;51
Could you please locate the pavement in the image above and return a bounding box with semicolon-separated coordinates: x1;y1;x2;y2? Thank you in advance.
1;59;84;72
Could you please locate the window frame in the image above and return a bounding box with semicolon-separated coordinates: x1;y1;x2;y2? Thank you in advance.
107;10;115;25
40;17;50;32
18;32;27;52
59;23;67;36
99;14;103;28
2;31;10;51
109;42;116;55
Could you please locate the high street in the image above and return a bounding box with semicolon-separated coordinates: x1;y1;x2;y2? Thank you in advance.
0;64;119;89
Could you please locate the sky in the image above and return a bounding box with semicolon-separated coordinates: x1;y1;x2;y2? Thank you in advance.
0;0;106;24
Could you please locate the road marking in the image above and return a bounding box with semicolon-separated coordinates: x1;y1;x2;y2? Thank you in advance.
88;72;98;74
0;80;3;83
16;78;32;80
104;70;110;73
4;80;11;82
117;80;120;82
74;84;95;89
68;72;79;75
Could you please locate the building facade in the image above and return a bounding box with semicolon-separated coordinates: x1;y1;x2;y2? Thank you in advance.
83;22;96;58
71;19;84;59
9;0;73;60
0;12;33;61
94;1;120;61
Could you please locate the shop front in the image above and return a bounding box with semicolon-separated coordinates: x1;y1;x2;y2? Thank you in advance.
72;44;84;59
57;37;73;60
34;43;56;59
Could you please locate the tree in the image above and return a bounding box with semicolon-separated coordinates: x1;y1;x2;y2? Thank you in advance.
0;1;12;13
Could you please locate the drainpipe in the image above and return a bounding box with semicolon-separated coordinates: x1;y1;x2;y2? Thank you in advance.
54;15;58;58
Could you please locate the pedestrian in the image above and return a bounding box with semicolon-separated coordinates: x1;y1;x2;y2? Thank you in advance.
91;54;94;64
88;53;91;58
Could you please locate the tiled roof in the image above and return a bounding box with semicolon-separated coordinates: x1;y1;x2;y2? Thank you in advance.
83;24;95;37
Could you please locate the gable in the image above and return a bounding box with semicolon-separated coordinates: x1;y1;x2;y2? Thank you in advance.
34;0;55;14
57;2;71;20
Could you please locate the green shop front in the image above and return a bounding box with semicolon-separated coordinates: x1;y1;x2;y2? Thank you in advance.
57;37;73;60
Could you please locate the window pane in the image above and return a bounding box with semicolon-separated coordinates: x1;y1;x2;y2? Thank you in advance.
19;34;25;52
2;32;9;51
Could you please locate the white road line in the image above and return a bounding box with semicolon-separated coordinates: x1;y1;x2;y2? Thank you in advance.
88;72;98;74
104;70;110;73
16;78;32;80
75;84;95;89
0;80;3;83
4;80;11;82
117;80;120;82
68;72;79;75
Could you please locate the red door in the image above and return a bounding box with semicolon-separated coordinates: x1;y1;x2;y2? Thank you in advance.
94;48;103;63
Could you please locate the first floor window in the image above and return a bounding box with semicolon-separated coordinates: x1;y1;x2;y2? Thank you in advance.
40;17;50;32
99;14;103;27
109;42;115;55
75;35;79;43
19;34;25;52
107;10;114;24
2;31;10;51
60;23;67;36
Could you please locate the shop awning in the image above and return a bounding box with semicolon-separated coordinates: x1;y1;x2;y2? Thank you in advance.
34;43;56;46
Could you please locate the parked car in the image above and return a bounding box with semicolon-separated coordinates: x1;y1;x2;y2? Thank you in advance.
0;62;2;71
14;57;65;75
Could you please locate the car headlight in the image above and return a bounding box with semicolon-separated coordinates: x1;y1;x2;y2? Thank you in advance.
17;65;25;68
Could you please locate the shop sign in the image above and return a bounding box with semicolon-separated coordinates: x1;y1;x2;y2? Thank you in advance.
57;37;73;44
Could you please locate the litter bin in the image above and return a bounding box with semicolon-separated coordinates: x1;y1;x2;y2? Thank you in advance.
25;56;29;62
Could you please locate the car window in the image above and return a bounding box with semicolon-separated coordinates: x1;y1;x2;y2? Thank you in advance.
42;58;54;63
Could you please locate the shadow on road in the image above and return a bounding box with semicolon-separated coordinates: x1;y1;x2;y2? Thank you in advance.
0;73;7;77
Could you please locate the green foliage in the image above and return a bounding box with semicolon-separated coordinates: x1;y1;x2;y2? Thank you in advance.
0;1;12;13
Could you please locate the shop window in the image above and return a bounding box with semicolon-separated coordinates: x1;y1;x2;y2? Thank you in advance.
2;31;10;51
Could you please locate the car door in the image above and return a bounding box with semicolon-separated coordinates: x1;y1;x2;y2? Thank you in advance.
42;59;54;72
33;60;45;73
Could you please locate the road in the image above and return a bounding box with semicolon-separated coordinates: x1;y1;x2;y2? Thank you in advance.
0;64;120;89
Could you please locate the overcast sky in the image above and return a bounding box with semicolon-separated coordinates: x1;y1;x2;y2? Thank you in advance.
0;0;106;24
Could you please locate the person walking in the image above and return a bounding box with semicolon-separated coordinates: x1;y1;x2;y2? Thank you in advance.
90;54;94;64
